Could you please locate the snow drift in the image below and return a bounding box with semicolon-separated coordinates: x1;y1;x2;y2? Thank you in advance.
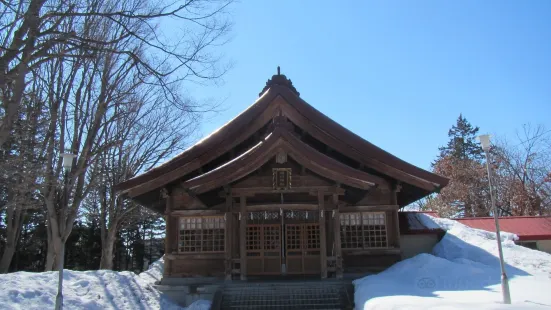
354;214;551;309
0;258;210;310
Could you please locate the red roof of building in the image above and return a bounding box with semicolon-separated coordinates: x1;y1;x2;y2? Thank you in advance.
456;216;551;241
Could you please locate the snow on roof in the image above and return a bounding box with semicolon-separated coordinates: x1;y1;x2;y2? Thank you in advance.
184;135;269;183
456;216;551;241
399;211;444;235
122;90;272;184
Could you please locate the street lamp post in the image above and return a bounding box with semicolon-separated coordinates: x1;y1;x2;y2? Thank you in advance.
477;134;511;304
55;152;76;310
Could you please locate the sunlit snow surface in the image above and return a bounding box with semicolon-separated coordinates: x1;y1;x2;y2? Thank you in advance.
354;214;551;309
1;215;550;309
0;257;210;310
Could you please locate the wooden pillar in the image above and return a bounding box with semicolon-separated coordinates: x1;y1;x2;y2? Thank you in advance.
393;210;401;248
239;196;247;280
333;193;343;279
163;189;173;276
318;191;327;279
224;193;232;281
391;184;401;248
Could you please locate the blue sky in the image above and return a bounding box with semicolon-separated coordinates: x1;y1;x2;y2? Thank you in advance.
186;0;551;171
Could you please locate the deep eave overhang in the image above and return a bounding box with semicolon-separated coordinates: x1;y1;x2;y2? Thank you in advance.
178;127;389;196
116;83;449;203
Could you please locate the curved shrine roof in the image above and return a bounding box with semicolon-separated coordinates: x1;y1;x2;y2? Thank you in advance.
116;71;448;207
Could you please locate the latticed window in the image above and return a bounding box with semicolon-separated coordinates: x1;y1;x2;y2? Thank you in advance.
340;212;387;249
179;216;225;253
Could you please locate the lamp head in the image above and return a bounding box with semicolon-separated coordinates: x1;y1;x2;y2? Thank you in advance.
60;152;77;171
477;134;492;152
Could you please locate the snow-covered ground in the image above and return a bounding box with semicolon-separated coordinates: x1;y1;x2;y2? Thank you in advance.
354;215;551;309
2;215;550;309
0;258;210;310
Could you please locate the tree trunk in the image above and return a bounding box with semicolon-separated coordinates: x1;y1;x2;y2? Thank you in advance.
0;244;16;273
44;227;63;271
0;204;24;273
99;229;117;269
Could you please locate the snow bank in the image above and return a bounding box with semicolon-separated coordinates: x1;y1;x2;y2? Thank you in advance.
425;215;551;277
0;257;211;310
354;214;551;309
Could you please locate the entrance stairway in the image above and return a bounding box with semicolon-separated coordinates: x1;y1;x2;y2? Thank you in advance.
211;280;354;310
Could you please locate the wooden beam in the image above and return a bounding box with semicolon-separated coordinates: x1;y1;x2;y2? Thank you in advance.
164;253;225;260
342;248;401;256
180;186;207;208
219;191;256;198
339;205;399;212
233;174;332;189
169;210;221;216
246;204;318;211
318;191;327;279
222;186;346;197
146;186;207;210
239;196;247;280
333;193;343;279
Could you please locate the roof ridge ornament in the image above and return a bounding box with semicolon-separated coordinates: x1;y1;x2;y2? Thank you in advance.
259;66;300;97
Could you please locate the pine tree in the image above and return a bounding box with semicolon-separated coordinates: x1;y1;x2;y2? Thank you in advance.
436;114;484;162
429;114;490;217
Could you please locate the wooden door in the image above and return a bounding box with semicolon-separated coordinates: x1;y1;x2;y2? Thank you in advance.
245;224;282;275
285;223;321;274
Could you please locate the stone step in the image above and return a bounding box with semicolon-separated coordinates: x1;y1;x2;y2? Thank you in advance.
213;280;354;310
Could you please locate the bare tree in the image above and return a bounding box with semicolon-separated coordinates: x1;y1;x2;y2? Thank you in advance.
493;124;551;216
0;78;46;273
0;0;231;149
0;0;230;271
428;155;490;218
87;86;196;270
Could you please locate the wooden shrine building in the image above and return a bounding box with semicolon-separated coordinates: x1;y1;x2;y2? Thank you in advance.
115;69;448;281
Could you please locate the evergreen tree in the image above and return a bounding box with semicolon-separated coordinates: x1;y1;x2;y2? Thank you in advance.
13;210;47;272
429;114;490;217
436;114;484;162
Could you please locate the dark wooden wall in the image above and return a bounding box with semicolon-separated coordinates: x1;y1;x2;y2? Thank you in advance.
163;162;403;278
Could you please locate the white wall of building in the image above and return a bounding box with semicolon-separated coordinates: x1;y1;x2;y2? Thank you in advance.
400;234;440;259
537;240;551;254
